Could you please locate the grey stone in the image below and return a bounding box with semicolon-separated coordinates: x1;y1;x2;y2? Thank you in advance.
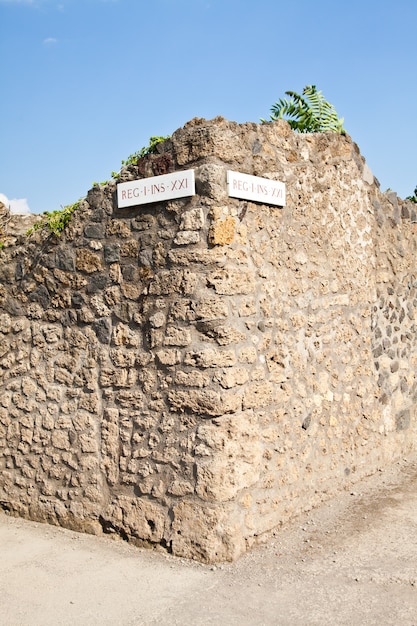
84;224;105;239
93;318;112;344
56;248;75;272
396;409;410;431
103;244;120;264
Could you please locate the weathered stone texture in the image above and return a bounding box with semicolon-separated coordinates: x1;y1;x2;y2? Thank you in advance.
0;117;416;563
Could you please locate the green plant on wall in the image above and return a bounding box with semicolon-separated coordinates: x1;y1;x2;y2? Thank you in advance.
27;199;82;237
263;85;345;134
122;135;170;167
111;135;170;181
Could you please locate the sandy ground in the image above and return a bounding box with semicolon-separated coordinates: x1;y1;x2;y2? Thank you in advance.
1;458;417;626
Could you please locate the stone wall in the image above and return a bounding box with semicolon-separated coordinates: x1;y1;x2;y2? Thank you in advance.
0;117;416;562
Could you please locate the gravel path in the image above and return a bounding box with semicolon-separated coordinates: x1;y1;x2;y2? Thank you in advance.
1;457;417;625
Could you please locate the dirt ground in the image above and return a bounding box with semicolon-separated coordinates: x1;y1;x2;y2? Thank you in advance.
1;457;417;626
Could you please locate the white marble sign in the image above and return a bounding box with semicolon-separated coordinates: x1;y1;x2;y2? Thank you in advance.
227;170;285;206
117;169;195;208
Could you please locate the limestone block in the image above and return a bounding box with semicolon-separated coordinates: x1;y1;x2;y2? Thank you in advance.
173;231;200;246
51;430;70;450
243;382;274;409
213;367;249;389
105;220;131;238
238;346;257;364
174;370;211;387
184;348;236;368
0;313;11;334
179;207;205;231
196;320;246;345
104;496;167;543
168;388;241;417
90;295;111;317
116;389;144;410
194;411;261;495
168;248;227;267
191;297;229;320
155;349;182;366
79;432;98;453
172;117;246;165
237;299;256;318
195;163;227;201
120;239;139;258
164;326;192;347
209;216;236;246
54;368;74;386
110;349;136;368
148;269;197;296
120;282;142;300
103;286;121;307
112;323;140;347
149;311;166;328
78;392;100;413
111;368;137;388
75;249;102;273
171;500;245;562
207;269;255;295
168;480;194;496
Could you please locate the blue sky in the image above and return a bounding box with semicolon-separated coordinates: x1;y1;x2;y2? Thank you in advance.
1;0;416;213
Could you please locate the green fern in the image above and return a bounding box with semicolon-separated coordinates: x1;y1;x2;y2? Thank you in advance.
264;85;345;134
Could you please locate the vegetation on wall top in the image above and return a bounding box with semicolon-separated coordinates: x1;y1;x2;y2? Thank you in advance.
26;199;82;237
111;135;170;180
263;85;346;134
26;136;171;238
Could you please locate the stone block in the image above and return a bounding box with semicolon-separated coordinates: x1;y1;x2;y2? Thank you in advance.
243;382;274;409
196;320;246;345
207;269;255;295
213;367;249;389
148;269;197;296
171;500;245;562
184;348;236;368
103;496;167;543
209;216;236;246
179;207;205;231
191;297;229;320
155;349;182;366
195;163;228;201
164;326;192;347
174;370;211;387
75;249;102;274
79;432;98;454
51;430;70;450
105;220;131;238
172;117;246;165
103;243;120;264
120;239;139;258
168;248;226;267
173;231;200;246
84;223;105;239
168;388;241;417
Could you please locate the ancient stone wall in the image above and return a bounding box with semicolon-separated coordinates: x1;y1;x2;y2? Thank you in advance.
0;117;416;562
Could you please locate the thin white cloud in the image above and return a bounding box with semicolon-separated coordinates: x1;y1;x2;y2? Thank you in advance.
0;193;31;214
43;37;58;45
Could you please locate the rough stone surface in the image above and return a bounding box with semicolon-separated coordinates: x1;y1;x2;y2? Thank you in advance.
0;117;416;563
